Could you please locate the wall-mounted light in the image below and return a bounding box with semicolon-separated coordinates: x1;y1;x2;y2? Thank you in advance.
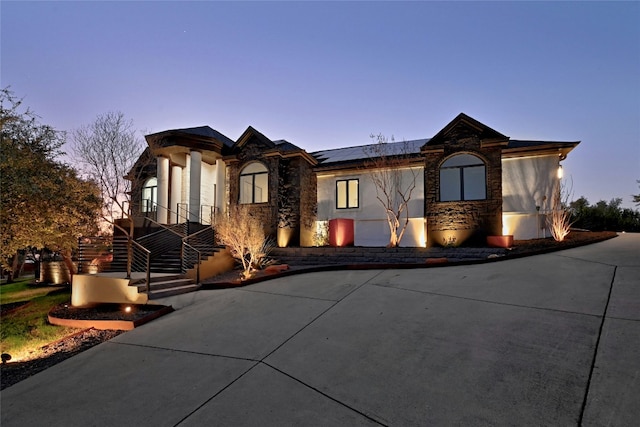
557;165;564;179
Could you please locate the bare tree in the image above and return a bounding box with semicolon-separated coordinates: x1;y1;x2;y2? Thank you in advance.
73;112;151;278
363;134;419;247
72;111;145;231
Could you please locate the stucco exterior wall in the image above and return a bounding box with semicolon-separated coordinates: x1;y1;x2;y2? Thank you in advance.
200;161;217;213
72;274;148;306
502;154;558;239
317;166;425;247
502;155;558;212
181;158;190;210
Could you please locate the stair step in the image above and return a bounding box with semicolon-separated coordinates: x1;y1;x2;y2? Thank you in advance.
147;284;201;300
134;278;195;292
130;274;183;285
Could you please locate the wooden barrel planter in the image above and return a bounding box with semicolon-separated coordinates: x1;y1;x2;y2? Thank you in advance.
40;261;73;285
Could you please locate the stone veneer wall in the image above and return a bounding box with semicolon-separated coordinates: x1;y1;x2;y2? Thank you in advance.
424;135;503;247
227;140;279;238
227;137;317;245
297;158;317;247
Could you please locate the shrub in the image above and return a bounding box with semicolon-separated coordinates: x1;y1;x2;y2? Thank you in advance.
214;205;273;280
547;179;575;242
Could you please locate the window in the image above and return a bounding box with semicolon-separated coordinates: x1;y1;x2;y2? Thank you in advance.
336;179;359;209
240;162;268;204
439;154;486;201
141;177;157;212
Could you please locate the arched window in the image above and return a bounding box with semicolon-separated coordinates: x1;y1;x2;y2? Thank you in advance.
239;162;268;204
439;154;486;201
141;177;157;212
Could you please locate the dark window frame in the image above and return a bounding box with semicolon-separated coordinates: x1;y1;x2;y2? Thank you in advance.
439;154;487;202
239;169;268;204
336;178;359;209
141;177;158;212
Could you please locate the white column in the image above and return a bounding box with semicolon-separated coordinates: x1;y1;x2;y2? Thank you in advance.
215;159;226;216
156;156;170;224
170;165;182;224
189;151;202;222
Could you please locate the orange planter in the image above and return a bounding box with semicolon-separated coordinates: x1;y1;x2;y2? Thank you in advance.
487;235;514;248
329;218;354;247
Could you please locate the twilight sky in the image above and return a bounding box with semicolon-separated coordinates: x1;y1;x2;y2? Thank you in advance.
2;1;639;208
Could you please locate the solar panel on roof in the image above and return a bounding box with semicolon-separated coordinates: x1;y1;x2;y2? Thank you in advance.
313;139;427;164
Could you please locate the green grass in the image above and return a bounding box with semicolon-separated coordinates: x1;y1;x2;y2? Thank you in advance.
0;277;65;304
1;278;80;360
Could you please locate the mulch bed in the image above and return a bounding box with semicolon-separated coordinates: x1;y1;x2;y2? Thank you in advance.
0;230;618;390
49;303;168;322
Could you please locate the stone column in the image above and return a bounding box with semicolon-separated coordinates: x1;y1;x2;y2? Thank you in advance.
170;165;182;224
156;156;170;224
189;151;202;222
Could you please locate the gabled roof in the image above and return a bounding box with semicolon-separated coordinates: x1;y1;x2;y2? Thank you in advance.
423;112;509;149
227;127;317;165
234;126;276;149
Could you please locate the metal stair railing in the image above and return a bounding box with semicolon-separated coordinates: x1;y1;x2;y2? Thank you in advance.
130;239;151;294
182;225;217;282
200;205;218;225
135;204;202;284
175;203;217;225
182;243;201;284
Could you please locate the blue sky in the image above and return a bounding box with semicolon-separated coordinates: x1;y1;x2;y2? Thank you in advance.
2;1;639;208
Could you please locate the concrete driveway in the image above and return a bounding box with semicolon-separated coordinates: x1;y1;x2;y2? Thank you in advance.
2;233;638;426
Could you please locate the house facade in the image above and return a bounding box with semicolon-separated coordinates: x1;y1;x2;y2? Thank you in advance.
130;113;579;247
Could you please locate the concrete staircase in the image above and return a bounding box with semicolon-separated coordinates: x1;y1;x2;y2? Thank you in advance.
130;274;201;300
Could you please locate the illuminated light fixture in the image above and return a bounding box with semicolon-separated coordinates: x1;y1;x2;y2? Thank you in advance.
124;306;132;314
557;165;563;179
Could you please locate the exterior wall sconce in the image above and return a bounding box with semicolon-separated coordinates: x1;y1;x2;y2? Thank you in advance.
557;165;563;179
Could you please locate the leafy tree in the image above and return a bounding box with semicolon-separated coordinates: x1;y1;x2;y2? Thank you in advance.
0;88;101;277
363;134;419;247
633;180;640;206
570;196;640;232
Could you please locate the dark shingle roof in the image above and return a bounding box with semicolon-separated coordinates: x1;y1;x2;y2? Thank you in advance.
273;139;304;152
175;126;235;147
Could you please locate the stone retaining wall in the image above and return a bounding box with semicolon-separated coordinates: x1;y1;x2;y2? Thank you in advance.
271;246;507;266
